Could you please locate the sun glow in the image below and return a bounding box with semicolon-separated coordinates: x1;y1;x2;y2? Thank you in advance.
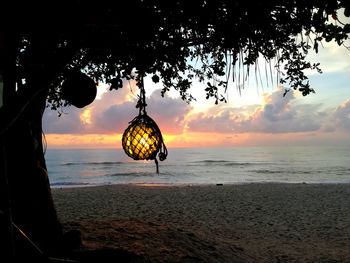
96;83;109;99
45;133;122;148
80;109;92;125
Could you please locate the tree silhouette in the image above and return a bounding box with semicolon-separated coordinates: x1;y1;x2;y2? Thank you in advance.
0;0;349;259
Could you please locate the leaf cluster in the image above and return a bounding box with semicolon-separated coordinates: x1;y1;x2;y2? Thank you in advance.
11;0;350;110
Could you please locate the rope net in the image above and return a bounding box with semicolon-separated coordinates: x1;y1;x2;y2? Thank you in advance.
122;74;168;173
122;114;167;161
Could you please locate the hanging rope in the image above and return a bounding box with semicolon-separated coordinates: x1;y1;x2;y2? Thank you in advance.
122;74;168;173
137;76;147;116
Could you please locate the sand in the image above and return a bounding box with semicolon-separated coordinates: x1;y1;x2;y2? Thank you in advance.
51;183;350;262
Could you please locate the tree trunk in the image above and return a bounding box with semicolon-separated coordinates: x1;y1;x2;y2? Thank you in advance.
0;33;80;257
0;30;16;258
4;82;63;255
0;34;65;255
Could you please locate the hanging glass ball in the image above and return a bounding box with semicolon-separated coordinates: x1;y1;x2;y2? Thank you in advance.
122;115;163;160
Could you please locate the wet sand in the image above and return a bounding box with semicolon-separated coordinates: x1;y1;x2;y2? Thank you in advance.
52;183;350;262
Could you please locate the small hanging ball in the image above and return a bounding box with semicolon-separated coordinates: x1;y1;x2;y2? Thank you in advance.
61;70;97;108
122;115;162;160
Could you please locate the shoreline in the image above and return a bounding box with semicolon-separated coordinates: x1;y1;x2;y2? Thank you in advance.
50;180;350;189
52;183;350;262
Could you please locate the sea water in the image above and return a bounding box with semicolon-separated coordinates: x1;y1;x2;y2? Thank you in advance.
45;146;350;188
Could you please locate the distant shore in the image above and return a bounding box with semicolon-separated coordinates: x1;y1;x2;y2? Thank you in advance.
52;183;350;262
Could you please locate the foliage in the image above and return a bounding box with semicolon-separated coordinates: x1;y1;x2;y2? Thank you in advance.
13;0;350;109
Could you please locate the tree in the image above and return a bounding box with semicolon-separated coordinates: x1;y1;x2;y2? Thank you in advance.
1;0;349;259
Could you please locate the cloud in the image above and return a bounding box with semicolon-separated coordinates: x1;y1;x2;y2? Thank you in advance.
334;98;350;130
43;87;192;135
93;89;192;134
43;82;350;140
43;81;133;134
92;100;137;133
43;106;85;134
145;90;192;133
305;36;350;75
187;87;325;134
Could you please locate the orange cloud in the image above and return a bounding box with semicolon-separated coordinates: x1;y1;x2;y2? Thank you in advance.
44;88;192;135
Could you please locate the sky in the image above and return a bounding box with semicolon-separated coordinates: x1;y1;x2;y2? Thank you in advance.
43;23;350;149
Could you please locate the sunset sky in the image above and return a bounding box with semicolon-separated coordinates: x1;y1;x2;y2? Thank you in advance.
43;37;350;149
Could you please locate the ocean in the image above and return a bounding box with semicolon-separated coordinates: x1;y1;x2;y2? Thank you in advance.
45;146;350;188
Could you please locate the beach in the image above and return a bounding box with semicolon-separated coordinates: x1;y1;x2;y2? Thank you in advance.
52;183;350;262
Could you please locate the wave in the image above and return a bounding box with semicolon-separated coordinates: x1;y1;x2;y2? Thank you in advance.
61;161;124;166
108;172;140;177
332;167;350;173
192;159;231;164
253;169;314;174
191;160;254;166
50;181;91;186
223;162;255;167
253;167;350;175
108;171;164;177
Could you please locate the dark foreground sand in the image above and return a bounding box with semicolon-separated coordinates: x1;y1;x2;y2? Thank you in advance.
52;183;350;262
